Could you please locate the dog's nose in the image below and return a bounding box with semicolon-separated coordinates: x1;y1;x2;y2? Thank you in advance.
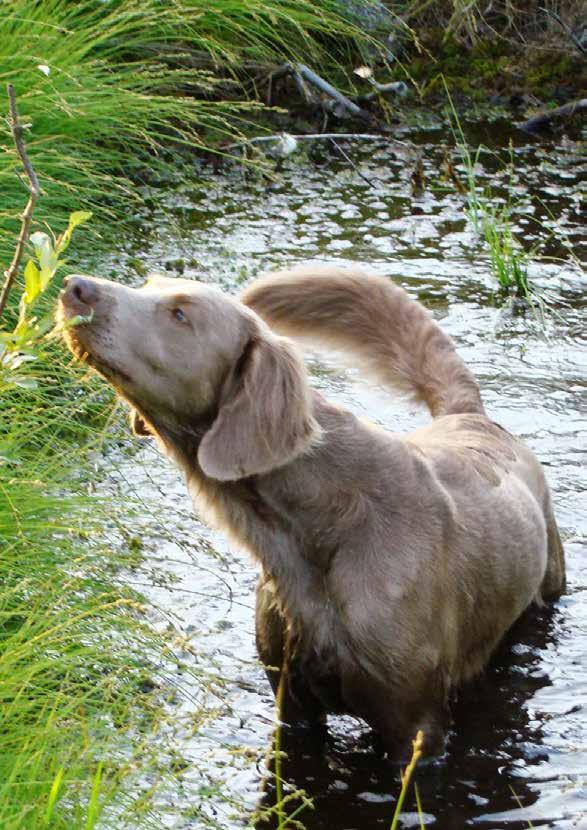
63;275;99;307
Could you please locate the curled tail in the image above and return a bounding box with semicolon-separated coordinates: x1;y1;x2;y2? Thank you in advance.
242;265;484;418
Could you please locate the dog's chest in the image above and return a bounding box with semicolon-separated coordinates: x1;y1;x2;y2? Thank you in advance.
191;471;345;639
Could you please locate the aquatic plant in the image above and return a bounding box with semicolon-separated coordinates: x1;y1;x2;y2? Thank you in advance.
481;207;531;298
444;85;534;300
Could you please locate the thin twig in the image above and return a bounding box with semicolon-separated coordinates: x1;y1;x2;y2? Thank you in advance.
329;138;377;188
0;83;40;318
539;6;586;55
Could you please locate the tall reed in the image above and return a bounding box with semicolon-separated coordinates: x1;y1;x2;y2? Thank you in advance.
0;0;368;274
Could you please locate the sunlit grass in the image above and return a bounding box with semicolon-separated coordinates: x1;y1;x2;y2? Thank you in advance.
0;0;370;274
482;207;530;298
389;730;424;830
0;345;175;829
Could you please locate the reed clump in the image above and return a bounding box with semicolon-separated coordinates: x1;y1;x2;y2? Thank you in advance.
0;0;369;272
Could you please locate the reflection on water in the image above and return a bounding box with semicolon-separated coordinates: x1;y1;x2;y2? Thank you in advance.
105;122;585;828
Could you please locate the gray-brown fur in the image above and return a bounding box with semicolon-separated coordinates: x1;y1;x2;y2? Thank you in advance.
59;266;565;758
242;265;484;418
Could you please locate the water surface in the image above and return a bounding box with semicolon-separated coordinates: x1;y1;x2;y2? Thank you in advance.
104;122;585;829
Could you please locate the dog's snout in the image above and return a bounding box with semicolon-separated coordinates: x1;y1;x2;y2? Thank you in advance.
64;275;99;307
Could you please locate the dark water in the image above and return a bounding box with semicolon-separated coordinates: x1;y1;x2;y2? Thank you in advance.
104;122;586;829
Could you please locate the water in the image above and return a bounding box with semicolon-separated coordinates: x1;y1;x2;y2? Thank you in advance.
104;122;586;828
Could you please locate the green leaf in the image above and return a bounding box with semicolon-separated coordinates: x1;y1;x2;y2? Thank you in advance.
5;352;36;370
24;259;41;305
69;210;92;229
44;766;65;824
30;231;59;289
63;310;94;329
57;210;92;255
85;761;103;830
13;318;31;339
33;311;56;338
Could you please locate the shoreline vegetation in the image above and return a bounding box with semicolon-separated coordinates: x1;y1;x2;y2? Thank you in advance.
0;1;583;827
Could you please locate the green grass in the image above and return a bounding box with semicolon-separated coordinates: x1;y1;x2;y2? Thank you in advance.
0;347;167;829
481;207;530;298
0;4;374;825
0;0;369;276
1;340;236;828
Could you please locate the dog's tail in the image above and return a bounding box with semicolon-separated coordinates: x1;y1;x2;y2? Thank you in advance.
242;265;484;418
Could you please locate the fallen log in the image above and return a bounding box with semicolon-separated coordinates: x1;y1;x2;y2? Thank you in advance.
520;99;587;133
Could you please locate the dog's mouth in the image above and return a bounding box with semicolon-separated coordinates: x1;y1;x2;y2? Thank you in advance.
58;290;134;387
62;325;133;385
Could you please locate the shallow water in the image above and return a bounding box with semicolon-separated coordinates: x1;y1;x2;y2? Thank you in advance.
106;122;585;828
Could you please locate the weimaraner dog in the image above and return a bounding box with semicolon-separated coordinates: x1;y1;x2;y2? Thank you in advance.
60;265;564;758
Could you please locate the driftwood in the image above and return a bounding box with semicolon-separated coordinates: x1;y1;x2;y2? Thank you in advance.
295;63;366;119
267;61;410;117
267;62;367;119
520;98;587;134
359;80;409;103
0;84;40;318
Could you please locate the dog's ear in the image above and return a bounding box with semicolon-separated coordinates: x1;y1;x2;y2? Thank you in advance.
130;408;153;437
198;332;320;481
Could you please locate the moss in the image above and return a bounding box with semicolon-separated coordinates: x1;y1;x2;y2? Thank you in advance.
392;29;584;107
523;53;578;97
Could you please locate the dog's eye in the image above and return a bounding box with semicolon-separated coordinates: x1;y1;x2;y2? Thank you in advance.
172;308;187;323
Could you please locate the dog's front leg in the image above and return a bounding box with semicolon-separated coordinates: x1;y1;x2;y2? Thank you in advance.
255;574;325;730
341;664;450;761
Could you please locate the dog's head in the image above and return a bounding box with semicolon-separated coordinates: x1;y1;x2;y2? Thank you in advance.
59;274;320;480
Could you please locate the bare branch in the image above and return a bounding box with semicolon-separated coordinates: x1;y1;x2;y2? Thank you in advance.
328;138;377;189
539;6;586;55
295;64;366;119
0;83;40;318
